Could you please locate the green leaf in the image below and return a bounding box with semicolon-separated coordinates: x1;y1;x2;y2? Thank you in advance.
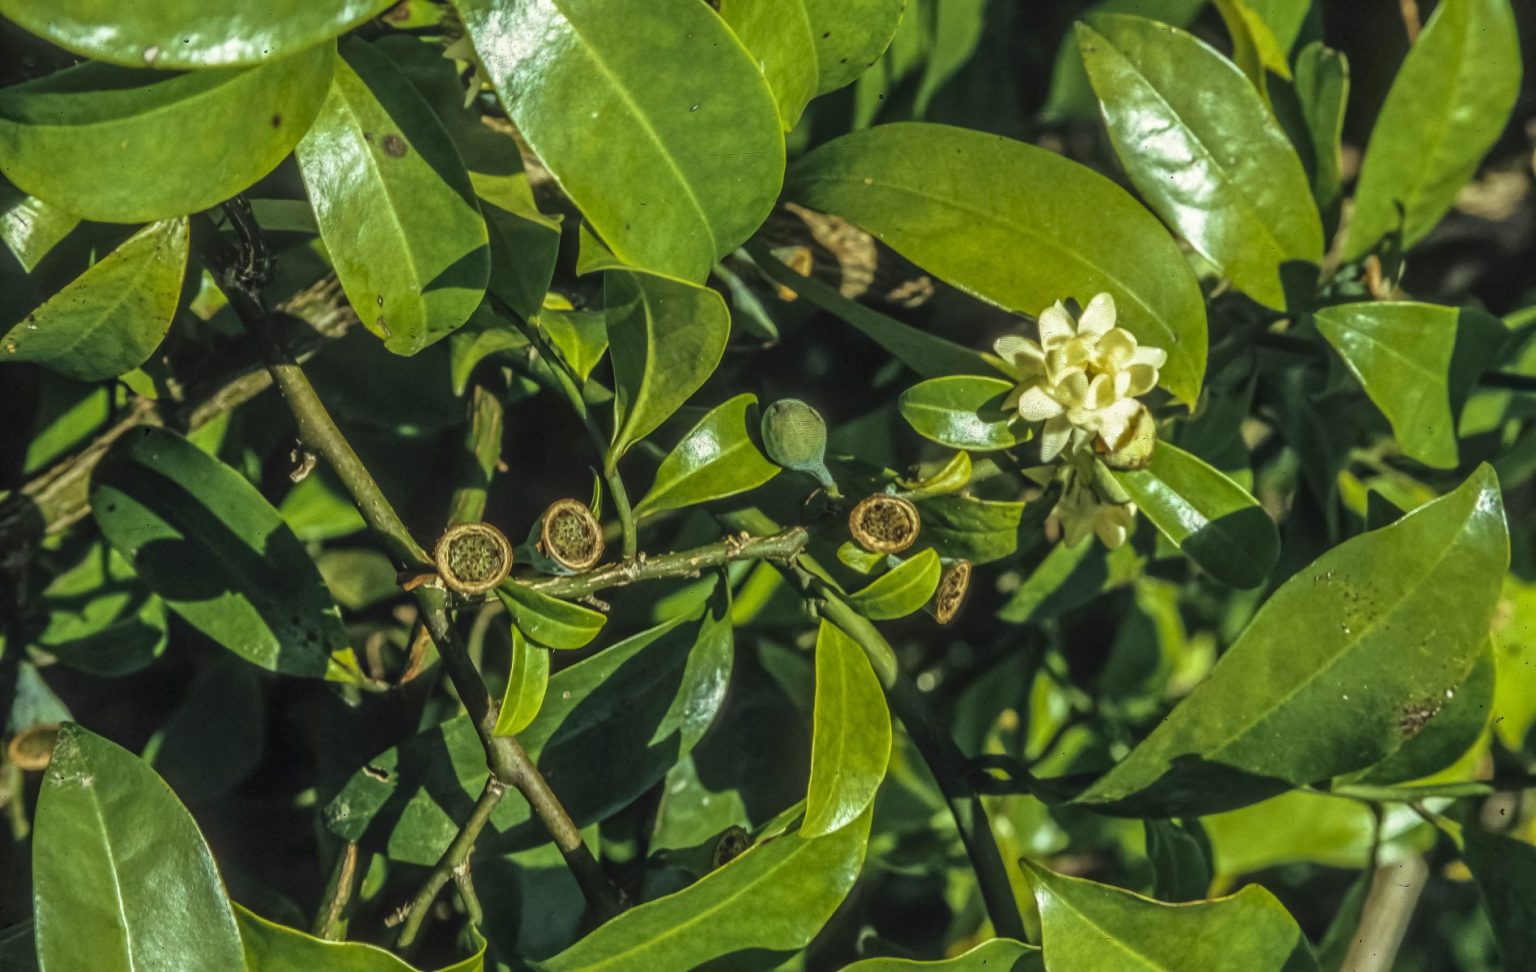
1344;0;1521;259
1463;826;1536;963
496;584;606;651
803;0;906;95
1211;0;1292;86
1202;789;1376;876
540;306;610;383
914;493;1038;565
2;218;187;381
329;605;730;864
786;122;1206;405
0;177;77;272
1076;465;1509;815
1145;818;1214;903
541;807;871;971
606;269;731;465
296;40;489;355
0;46;334;223
841;939;1042;971
746;241;997;379
1111;441;1279;589
899;375;1029;451
1078;17;1321;309
237;904;484;971
1314;301;1508;469
34;542;167;678
0;0;396;69
475;172;562;324
1293;43;1349;227
90;427;361;683
1020;860;1318;971
453;0;784;283
846;548;942;620
493;625;550;738
804;620;892;836
635;394;780;519
719;0;819;130
1040;0;1209;123
33;724;245;972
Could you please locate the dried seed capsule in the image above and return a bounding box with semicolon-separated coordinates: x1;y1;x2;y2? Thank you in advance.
538;498;605;572
7;722;60;771
432;522;513;595
849;494;921;554
932;559;972;625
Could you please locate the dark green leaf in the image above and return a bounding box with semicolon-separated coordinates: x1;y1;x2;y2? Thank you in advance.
606;269;731;465
494;625;550;737
719;0;819;129
2;218;187;381
1293;43;1349;227
1078;465;1508;815
1344;0;1521;259
1463;826;1536;963
635;394;780;519
1112;441;1279;589
1314;301;1508;469
1144;818;1214;902
145;655;264;801
0;47;333;222
1021;860;1318;971
841;939;1042;971
35;541;166;678
899;376;1030;451
1041;0;1209;123
845;548;942;620
805;619;891;836
328;602;731;864
453;0;783;283
237;904;484;971
1078;16;1321;309
0;0;395;68
914;492;1039;565
541;807;871;971
90;427;361;682
296;40;489;355
475;172;562;323
786;123;1206;405
803;0;906;95
0;923;36;972
33;724;245;972
496;584;606;650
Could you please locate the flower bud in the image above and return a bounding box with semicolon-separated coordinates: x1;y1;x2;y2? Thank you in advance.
1097;403;1157;471
433;522;513;595
849;494;921;554
538;498;605;573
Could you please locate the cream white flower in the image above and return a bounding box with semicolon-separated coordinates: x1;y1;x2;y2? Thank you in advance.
994;293;1167;463
1048;478;1136;549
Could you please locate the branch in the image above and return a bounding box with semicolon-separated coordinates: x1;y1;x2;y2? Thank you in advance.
515;527;809;599
391;777;506;948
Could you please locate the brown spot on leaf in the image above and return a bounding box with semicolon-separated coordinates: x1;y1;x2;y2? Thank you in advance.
381;134;408;158
270;113;282;128
1399;696;1445;739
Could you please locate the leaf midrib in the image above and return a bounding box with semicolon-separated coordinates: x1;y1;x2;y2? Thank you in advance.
84;776;137;971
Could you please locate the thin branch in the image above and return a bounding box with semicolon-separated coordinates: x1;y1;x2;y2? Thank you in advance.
516;527;809;599
391;777;507;948
312;841;360;940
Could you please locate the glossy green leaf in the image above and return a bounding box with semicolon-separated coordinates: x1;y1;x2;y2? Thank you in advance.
1463;827;1536;963
0;0;396;68
34;542;167;678
1314;301;1507;469
2;218;187;381
329;602;731;864
1079;17;1321;309
0;178;77;272
786;123;1206;405
1344;0;1521;259
237;905;484;971
1211;0;1292;86
1077;466;1508;815
899;375;1029;451
475;172;562;324
296;40;488;355
804;620;892;836
540;306;609;383
1040;0;1209;123
746;241;996;379
494;626;550;737
719;0;819;130
1021;861;1318;971
454;0;784;283
0;46;333;223
606;269;731;465
1293;43;1349;226
803;0;906;95
635;394;780;518
1244;0;1317;54
90;427;361;683
914;492;1038;565
1112;441;1279;589
846;548;942;620
541;807;871;971
33;724;245;972
496;584;605;650
841;939;1042;971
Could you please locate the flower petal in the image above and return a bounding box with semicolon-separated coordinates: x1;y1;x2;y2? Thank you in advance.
1095;327;1137;370
1096;398;1145;448
1039;415;1073;462
993;335;1045;378
1123;363;1158;397
1037;302;1076;347
1078;292;1117;339
1016;385;1065;421
1083;373;1118;410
